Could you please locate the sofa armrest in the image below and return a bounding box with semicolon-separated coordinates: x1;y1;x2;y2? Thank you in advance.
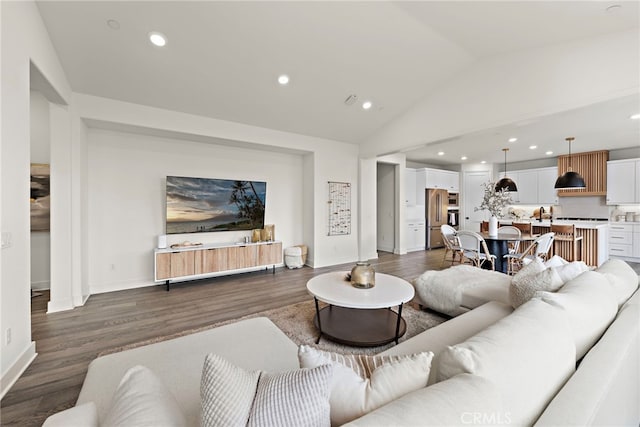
42;402;98;427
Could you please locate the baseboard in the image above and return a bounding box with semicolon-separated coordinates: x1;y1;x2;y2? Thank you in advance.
30;280;50;290
47;297;74;313
1;341;37;399
377;244;394;253
73;293;90;307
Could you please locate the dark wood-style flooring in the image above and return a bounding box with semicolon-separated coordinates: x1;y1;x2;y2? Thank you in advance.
1;249;449;426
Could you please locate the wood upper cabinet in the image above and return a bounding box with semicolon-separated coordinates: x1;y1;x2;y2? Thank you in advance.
258;242;283;265
557;150;608;197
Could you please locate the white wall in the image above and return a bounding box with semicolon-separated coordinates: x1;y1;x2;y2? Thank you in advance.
376;163;395;253
87;129;305;293
76;94;360;268
1;0;73;397
30;90;50;290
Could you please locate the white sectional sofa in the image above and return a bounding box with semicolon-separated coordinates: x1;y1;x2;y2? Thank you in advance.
43;259;640;426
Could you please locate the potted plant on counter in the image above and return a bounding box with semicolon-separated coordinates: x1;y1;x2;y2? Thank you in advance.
475;181;513;236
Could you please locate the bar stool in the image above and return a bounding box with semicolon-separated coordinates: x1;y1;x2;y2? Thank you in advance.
550;224;582;262
480;221;489;232
511;222;533;235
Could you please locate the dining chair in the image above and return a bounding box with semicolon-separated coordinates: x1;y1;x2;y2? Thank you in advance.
457;230;496;270
498;225;522;253
511;222;533;235
440;224;462;266
550;224;582;262
504;232;555;275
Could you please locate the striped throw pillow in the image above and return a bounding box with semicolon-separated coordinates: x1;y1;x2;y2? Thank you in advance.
201;353;333;427
298;345;433;426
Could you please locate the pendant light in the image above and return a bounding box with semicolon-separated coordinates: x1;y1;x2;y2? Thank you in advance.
495;148;518;192
554;137;586;189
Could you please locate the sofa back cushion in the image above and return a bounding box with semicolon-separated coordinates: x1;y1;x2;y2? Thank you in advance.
596;259;640;307
536;270;618;360
535;291;640;426
438;298;575;426
342;374;504;427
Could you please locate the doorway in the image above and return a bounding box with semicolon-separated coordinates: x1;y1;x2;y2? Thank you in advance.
376;163;396;253
462;170;490;231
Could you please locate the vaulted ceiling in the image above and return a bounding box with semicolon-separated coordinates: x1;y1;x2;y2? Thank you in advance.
36;1;639;163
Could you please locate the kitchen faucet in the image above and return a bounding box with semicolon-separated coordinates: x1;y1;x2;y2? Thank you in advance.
538;206;545;222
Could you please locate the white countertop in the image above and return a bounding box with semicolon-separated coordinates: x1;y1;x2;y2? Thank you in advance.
500;219;609;229
155;240;281;253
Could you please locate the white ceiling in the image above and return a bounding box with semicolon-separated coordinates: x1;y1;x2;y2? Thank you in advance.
36;1;640;163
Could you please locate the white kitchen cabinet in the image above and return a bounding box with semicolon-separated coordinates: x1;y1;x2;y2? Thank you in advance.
417;168;459;194
606;159;639;204
537;167;559;205
634;225;640;258
637;162;640;203
515;170;538;204
609;223;635;259
406;221;425;252
508;167;558;205
404;168;417;206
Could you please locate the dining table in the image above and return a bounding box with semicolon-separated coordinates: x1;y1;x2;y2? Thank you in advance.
479;231;539;274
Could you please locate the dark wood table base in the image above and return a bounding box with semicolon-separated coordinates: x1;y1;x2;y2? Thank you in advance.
313;304;407;347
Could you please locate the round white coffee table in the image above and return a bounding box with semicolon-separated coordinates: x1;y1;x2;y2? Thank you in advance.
306;271;415;347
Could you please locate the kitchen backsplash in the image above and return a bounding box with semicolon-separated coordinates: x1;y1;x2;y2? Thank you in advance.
555;196;610;219
510;196;640;221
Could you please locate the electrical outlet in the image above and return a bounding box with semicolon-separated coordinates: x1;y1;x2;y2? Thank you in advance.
5;328;11;345
1;232;11;249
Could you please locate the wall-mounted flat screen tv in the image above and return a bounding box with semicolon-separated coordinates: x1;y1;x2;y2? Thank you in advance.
166;176;266;234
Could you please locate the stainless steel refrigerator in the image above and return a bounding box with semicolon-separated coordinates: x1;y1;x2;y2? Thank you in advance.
426;188;449;249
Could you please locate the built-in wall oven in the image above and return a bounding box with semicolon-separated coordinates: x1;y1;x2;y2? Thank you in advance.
447;192;459;230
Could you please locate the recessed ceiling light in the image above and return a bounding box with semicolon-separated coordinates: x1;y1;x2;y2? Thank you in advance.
529;145;537;150
546;151;554;155
630;113;640;120
508;137;518;143
461;156;467;160
437;151;445;156
480;160;486;164
107;19;120;30
277;74;290;85
149;32;167;47
362;101;372;110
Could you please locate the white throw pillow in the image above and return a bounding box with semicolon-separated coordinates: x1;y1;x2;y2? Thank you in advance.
544;255;569;268
298;345;433;426
596;259;640;307
201;353;333;427
438;298;575;426
535;270;618;360
42;402;98;427
102;365;186;427
509;258;561;308
553;261;590;284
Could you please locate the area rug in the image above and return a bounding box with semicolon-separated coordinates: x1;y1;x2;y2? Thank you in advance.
102;300;448;356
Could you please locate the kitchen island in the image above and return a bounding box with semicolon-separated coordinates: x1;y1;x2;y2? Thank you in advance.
499;220;609;267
